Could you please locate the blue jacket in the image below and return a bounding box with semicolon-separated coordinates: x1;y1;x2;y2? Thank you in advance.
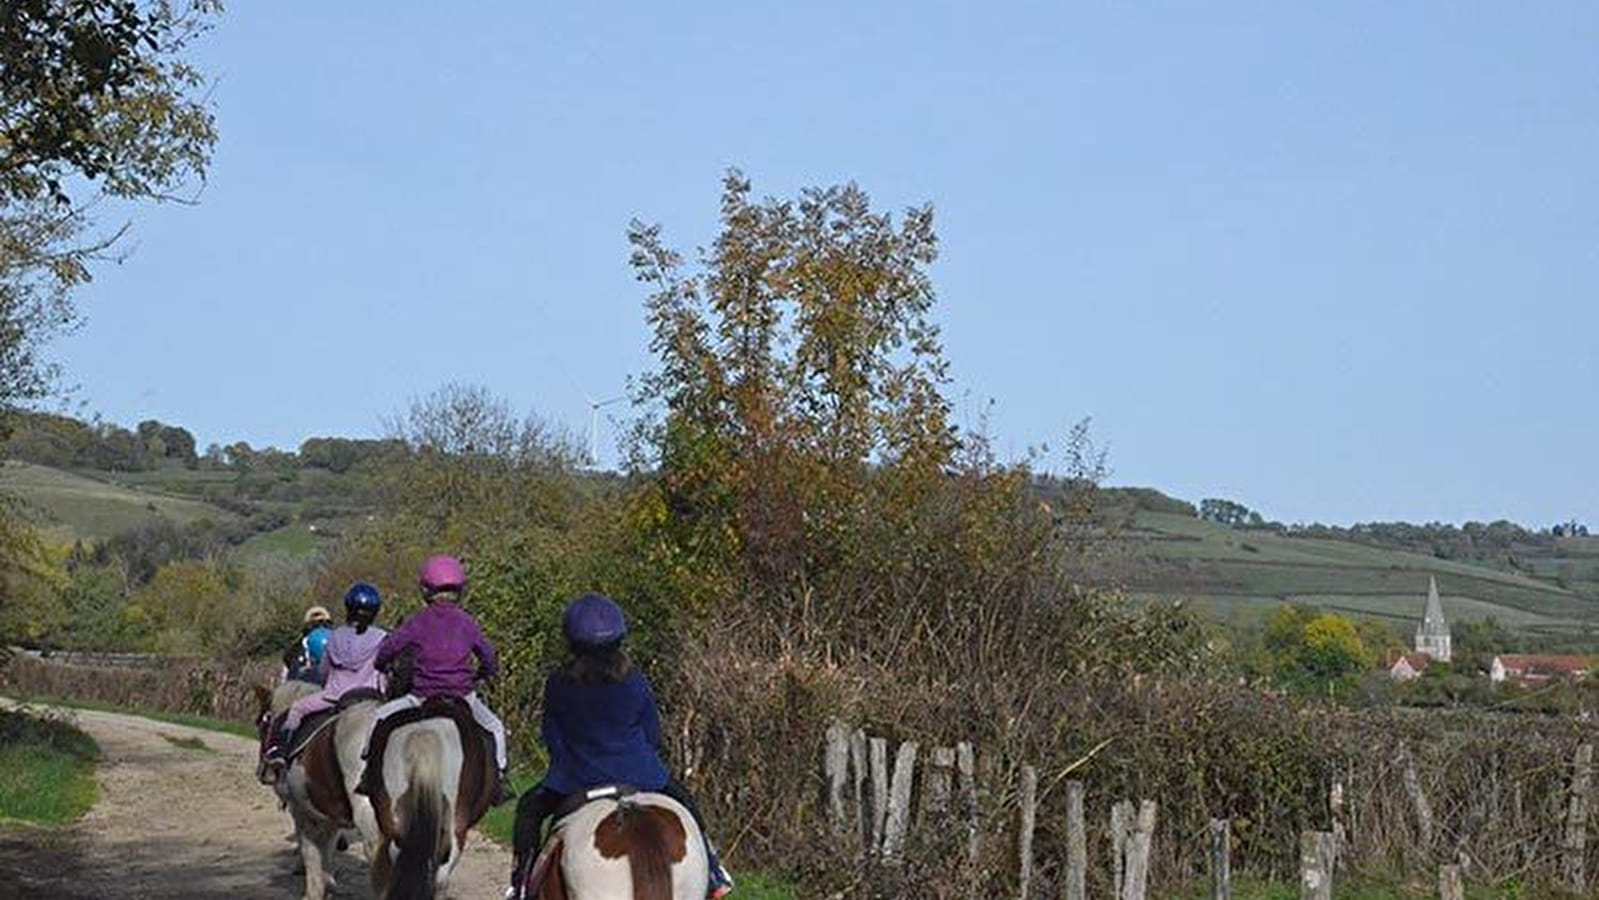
540;669;669;794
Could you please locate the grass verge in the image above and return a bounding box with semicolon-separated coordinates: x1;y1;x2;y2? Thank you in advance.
0;708;100;826
5;693;256;740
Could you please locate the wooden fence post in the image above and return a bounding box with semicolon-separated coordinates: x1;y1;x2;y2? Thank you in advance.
882;741;918;860
1210;818;1231;900
923;745;954;824
1400;744;1435;852
1564;743;1594;894
1121;800;1157;900
1300;830;1333;900
1330;776;1347;871
1439;864;1463;900
1017;765;1037;900
869;737;889;852
1064;780;1086;900
825;719;851;836
957;741;979;866
850;728;869;849
1110;800;1134;899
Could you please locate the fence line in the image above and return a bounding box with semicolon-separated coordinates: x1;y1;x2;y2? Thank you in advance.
822;721;1599;898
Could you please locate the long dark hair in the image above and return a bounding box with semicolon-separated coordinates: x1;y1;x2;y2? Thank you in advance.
562;643;633;685
348;606;377;635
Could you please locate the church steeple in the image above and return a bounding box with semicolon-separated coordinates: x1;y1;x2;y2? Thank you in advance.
1415;576;1451;662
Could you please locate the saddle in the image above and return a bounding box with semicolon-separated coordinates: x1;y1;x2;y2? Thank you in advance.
283;688;385;764
360;696;496;800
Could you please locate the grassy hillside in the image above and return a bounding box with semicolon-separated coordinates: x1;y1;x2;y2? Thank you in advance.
0;461;239;542
1104;509;1599;636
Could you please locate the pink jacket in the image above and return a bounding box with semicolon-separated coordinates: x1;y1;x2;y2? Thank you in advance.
317;624;389;696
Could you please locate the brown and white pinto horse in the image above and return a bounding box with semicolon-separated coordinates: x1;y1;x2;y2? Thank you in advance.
519;793;709;900
252;682;381;900
365;697;500;900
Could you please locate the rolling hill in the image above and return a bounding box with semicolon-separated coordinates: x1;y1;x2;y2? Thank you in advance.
7;444;1598;641
1098;508;1599;638
0;460;240;542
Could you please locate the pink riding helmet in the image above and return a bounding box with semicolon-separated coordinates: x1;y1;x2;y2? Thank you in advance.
419;554;467;594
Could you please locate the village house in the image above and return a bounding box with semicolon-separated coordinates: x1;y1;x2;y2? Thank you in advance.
1489;654;1592;686
1385;650;1432;681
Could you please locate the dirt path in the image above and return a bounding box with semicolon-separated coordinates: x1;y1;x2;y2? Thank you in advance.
0;703;512;899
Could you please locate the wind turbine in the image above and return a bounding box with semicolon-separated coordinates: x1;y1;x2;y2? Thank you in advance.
585;394;626;468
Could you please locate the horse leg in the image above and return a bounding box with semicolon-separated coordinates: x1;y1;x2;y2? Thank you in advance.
435;824;464;892
369;836;395;898
291;809;332;900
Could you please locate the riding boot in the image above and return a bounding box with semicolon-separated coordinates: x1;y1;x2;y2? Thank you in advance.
493;769;514;806
260;744;285;785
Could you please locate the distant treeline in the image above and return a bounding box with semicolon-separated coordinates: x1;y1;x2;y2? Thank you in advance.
0;409;405;475
1092;484;1583;566
7;410;1583;573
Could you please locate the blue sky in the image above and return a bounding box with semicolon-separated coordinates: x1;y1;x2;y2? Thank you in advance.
51;2;1599;526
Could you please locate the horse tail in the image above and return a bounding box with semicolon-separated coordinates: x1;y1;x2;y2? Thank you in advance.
389;730;446;900
618;802;675;900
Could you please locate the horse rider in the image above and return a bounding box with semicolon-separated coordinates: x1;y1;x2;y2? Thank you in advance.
358;554;511;803
263;582;389;779
509;593;733;899
282;605;334;685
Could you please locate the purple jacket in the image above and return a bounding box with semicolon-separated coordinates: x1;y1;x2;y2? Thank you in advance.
316;624;389;697
374;601;498;698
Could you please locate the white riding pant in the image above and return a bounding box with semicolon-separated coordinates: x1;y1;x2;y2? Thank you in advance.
371;691;507;771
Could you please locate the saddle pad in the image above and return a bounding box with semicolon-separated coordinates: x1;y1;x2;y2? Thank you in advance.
285;692;381;761
286;712;339;762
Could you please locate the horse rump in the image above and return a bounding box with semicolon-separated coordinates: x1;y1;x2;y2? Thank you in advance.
386;729;448;900
592;799;691;899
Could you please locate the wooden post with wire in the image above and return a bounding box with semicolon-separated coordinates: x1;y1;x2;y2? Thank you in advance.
1064;780;1086;900
1017;765;1037;899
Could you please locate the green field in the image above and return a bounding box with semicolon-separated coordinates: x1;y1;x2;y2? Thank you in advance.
0;460;238;542
1108;511;1599;635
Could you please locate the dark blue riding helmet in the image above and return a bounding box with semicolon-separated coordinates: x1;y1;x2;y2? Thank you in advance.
343;581;383;613
563;593;626;649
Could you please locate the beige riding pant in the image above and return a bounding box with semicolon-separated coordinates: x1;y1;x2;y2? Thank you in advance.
371;691;508;771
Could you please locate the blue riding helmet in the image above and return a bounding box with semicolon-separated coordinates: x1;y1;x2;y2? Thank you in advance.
562;593;627;649
304;625;331;666
343;581;383;613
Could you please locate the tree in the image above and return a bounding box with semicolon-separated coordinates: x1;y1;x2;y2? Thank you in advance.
626;172;959;612
1200;497;1256;527
379;382;582;542
1259;604;1374;685
1301;613;1371;679
0;0;219;409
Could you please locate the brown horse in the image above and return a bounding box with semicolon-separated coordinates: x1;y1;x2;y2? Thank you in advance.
517;792;708;900
252;683;381;900
364;697;500;899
